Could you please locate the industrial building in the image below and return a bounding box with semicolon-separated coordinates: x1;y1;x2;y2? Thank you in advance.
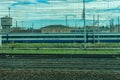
1;16;12;33
40;25;71;33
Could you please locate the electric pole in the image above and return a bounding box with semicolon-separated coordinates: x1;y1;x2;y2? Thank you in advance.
108;0;109;8
74;15;76;27
32;23;34;33
16;21;18;28
112;19;114;32
21;21;23;28
97;14;100;43
82;0;86;49
110;19;114;32
65;15;68;27
109;20;111;32
93;14;95;43
8;7;10;17
118;17;120;32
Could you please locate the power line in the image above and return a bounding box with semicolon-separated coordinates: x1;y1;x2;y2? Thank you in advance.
101;5;120;26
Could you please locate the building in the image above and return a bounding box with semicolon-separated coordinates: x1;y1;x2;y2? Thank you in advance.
1;16;12;33
40;25;71;33
10;27;41;33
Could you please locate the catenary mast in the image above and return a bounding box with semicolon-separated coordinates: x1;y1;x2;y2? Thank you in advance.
82;0;86;49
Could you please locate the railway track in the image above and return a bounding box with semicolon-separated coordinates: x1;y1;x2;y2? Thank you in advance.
0;58;120;70
0;54;120;59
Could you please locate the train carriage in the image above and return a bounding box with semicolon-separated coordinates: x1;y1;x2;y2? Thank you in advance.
2;32;120;43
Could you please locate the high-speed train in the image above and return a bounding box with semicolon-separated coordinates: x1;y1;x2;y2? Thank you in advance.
1;32;120;43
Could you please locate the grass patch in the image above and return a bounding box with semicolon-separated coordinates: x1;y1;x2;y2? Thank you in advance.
2;43;82;48
1;49;120;54
1;43;120;54
2;43;120;48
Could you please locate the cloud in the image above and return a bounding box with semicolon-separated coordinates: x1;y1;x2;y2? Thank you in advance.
36;0;49;4
11;0;50;6
85;0;96;3
11;1;35;6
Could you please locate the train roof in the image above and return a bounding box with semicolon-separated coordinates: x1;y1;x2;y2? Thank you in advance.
1;32;120;36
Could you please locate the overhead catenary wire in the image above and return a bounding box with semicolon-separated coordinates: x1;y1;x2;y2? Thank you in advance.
101;5;120;26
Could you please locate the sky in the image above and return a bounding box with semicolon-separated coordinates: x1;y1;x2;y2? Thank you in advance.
0;0;120;29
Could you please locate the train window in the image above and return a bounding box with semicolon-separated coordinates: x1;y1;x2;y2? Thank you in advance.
99;35;120;38
75;36;83;38
2;35;85;38
2;36;6;38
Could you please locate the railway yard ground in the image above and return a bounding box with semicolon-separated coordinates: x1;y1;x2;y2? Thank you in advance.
1;69;120;80
1;43;120;80
0;56;120;80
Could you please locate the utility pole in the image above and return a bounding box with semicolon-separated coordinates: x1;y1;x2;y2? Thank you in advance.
93;15;95;27
65;15;68;27
118;17;120;32
112;19;114;32
82;0;86;49
109;20;111;32
32;23;34;33
21;21;24;28
74;15;76;27
93;14;95;43
97;14;100;43
75;20;77;27
8;7;10;17
16;21;18;28
110;19;114;32
108;0;109;8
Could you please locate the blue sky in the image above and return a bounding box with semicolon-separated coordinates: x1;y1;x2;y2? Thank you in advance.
0;0;120;29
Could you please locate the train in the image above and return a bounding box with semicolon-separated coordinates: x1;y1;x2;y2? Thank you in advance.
1;32;120;43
